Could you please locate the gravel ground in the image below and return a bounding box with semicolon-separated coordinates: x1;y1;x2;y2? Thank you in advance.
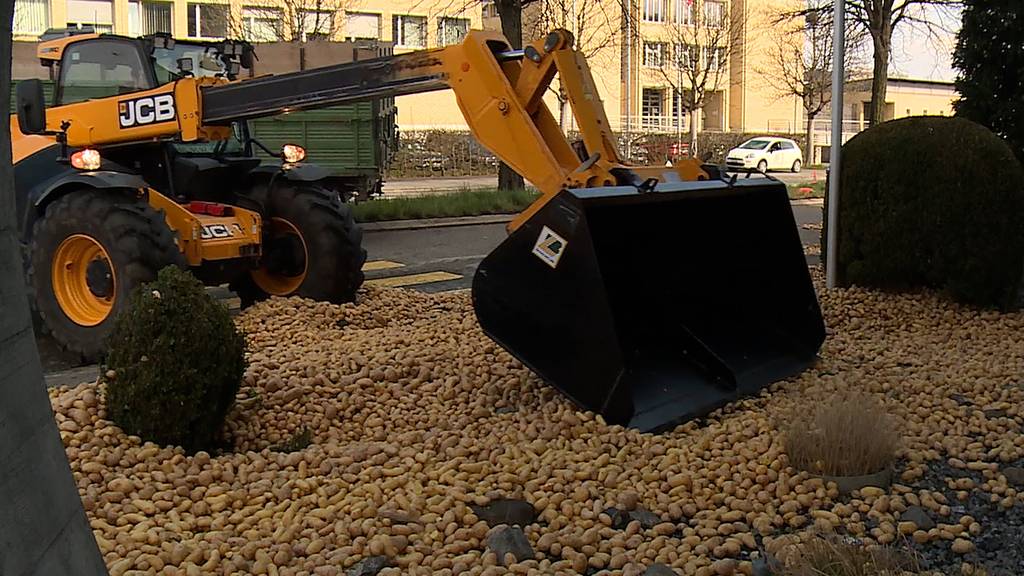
49;271;1024;576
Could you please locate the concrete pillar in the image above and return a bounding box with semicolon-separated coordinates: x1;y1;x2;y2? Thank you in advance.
112;0;130;34
173;0;189;37
50;0;68;29
2;7;108;572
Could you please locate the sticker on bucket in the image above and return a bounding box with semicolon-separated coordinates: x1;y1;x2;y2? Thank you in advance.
532;226;567;269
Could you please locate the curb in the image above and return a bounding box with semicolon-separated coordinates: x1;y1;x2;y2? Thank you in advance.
45;365;99;389
792;198;824;207
361;214;513;232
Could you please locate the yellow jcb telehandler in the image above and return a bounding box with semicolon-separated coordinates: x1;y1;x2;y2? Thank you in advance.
12;27;824;431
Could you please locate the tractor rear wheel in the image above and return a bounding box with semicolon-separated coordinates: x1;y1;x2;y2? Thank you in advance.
232;185;365;307
29;189;184;362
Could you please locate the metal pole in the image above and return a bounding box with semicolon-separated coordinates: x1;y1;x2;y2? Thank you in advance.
825;0;844;289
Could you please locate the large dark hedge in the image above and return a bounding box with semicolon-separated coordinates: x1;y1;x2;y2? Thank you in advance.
833;116;1024;309
104;266;245;452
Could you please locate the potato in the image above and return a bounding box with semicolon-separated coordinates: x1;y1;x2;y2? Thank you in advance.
45;276;1023;575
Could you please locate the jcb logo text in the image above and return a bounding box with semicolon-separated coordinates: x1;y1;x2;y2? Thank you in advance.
201;224;242;239
118;95;176;128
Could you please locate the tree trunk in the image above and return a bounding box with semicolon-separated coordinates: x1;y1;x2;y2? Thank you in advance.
0;4;109;572
494;0;526;191
805;114;816;164
868;30;891;126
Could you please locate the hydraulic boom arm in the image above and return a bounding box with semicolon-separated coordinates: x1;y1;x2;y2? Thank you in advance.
46;29;707;231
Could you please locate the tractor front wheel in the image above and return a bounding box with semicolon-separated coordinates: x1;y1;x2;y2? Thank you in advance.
29;189;184;361
232;185;366;307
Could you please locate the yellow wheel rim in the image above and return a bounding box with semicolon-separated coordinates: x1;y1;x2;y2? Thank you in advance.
51;234;116;327
252;217;308;296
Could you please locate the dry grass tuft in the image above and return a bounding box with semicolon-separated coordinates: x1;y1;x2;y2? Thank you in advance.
783;534;920;576
781;390;899;477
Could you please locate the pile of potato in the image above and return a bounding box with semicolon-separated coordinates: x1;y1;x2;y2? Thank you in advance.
50;277;1024;576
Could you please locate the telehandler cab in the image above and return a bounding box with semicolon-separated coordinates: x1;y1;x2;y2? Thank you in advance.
12;27;825;431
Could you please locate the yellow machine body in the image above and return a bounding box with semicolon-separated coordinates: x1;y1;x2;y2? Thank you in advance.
13;28;824;430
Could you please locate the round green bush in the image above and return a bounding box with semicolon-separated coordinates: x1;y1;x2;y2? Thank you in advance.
833;116;1024;308
104;266;245;452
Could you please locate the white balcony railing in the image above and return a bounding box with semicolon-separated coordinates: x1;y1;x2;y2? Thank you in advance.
809;118;864;146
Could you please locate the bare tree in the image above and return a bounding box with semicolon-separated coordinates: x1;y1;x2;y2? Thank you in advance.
638;0;739;156
757;1;865;163
231;1;341;44
232;0;351;69
528;0;620;129
784;0;961;128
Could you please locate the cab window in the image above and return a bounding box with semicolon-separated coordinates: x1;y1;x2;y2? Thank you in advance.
58;39;153;105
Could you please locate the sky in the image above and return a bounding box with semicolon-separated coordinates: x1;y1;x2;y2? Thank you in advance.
885;6;962;82
890;25;958;81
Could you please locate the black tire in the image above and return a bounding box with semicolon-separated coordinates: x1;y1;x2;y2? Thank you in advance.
28;189;184;362
792;159;802;173
757;160;769;174
231;184;366;307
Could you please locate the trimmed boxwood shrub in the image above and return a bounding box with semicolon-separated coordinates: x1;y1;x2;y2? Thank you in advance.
104;266;245;452
831;116;1024;308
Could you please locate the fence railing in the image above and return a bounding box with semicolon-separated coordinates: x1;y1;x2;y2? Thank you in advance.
809;118;864;146
620;115;691;133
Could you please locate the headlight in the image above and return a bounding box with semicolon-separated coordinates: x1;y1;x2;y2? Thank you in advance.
71;149;102;170
282;144;306;164
745;153;756;159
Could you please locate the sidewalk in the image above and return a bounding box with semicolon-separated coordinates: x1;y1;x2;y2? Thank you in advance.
363;197;822;232
382;176;497;197
382;171;824;197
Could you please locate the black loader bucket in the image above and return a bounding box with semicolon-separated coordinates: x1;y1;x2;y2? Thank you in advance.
472;177;826;432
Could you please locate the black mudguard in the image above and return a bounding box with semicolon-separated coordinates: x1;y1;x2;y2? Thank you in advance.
15;149;148;242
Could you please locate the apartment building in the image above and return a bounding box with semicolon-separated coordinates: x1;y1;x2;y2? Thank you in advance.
12;0;805;135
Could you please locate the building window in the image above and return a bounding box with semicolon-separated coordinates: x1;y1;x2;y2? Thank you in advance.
66;0;113;32
438;17;469;46
240;8;281;41
301;10;334;40
642;87;664;126
674;0;693;25
393;15;427;48
703;46;726;70
673;43;698;70
642;0;666;23
128;1;172;36
672;88;686;121
643;41;667;68
344;12;380;41
704;0;725;27
187;3;228;38
15;0;49;35
481;0;499;19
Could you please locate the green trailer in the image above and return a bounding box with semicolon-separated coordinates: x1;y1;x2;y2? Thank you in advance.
11;80;395;201
248;98;396;200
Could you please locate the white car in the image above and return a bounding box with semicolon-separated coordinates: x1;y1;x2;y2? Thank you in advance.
726;137;804;173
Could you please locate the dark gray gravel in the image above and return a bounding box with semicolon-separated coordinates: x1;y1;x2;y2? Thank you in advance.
903;459;1024;575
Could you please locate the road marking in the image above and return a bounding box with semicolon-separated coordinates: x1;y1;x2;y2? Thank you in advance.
363;260;405;271
366;271;462;288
